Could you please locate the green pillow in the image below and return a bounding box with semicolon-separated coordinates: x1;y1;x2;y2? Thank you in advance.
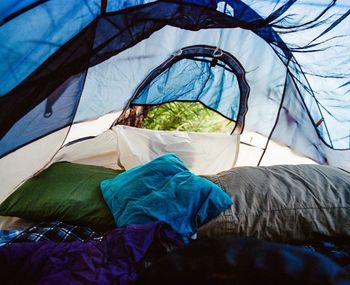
0;162;122;231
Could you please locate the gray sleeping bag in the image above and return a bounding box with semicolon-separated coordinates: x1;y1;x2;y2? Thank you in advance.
200;164;350;241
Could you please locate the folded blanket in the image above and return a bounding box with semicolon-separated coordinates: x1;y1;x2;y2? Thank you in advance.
0;222;182;285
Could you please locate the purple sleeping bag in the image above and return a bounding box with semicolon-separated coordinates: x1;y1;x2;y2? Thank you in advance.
0;222;182;285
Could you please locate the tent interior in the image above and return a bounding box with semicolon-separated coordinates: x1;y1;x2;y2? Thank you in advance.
0;1;350;284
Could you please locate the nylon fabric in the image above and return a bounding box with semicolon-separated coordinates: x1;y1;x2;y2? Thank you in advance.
0;0;350;182
113;125;239;175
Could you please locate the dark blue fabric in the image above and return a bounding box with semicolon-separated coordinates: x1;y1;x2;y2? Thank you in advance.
0;222;182;285
0;0;99;96
296;239;350;268
139;237;350;285
100;154;233;240
0;0;42;23
0;71;87;156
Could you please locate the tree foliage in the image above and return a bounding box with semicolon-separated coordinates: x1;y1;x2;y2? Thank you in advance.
142;102;234;133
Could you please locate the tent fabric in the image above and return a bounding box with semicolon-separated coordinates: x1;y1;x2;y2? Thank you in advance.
131;45;250;128
0;128;69;203
75;26;282;131
113;125;240;175
0;0;100;96
0;0;350;194
0;71;87;156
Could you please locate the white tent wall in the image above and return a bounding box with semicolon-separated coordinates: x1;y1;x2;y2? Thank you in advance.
64;111;122;143
55;124;240;175
0;128;70;203
54;126;315;174
112;125;240;175
236;140;316;167
53;129;121;169
0;126;121;203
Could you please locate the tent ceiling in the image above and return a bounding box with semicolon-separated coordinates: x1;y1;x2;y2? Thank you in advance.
0;0;349;169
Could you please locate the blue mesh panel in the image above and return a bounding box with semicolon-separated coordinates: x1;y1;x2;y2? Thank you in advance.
0;0;39;21
0;0;100;96
133;57;240;121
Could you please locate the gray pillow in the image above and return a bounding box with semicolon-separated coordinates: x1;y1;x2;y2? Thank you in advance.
199;164;350;242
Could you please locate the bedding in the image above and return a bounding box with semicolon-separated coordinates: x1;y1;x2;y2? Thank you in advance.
0;216;34;231
292;237;350;267
199;164;350;241
7;221;101;244
0;162;123;231
0;230;22;246
0;222;182;285
1;159;348;284
100;153;233;240
139;237;350;285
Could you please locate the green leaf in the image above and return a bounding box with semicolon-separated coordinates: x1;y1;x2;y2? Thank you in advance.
142;102;235;133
